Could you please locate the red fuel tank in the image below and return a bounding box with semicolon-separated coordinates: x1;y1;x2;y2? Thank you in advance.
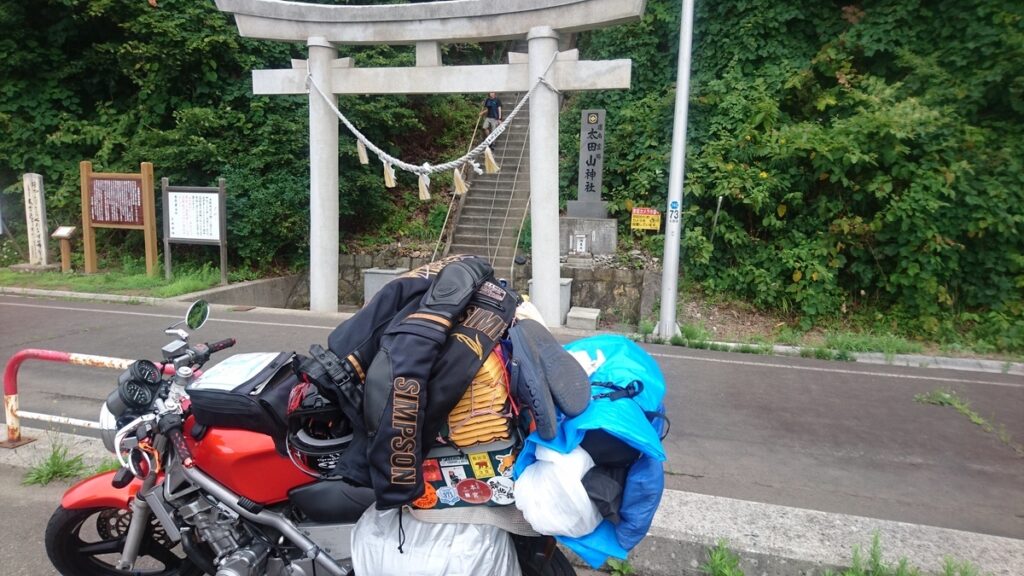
187;426;314;504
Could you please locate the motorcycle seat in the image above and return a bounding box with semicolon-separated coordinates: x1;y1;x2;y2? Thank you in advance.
289;480;376;523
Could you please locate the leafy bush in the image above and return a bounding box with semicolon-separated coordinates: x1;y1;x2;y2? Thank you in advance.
0;1;477;267
2;1;1020;351
569;0;1023;349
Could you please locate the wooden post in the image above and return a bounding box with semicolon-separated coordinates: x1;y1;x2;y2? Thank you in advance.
79;161;97;274
162;177;172;280
140;162;157;277
50;226;77;274
218;178;228;285
59;239;72;272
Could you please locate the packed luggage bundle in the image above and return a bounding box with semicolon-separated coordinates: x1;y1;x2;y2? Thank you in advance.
197;256;668;573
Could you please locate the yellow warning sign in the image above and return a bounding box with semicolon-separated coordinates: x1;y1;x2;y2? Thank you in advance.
631;207;661;231
468;453;496;479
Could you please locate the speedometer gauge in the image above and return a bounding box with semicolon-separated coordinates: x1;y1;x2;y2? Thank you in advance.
115;360;162;409
130;360;162;386
121;381;154;408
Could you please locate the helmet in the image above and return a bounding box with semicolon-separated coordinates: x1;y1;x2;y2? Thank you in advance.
286;379;353;477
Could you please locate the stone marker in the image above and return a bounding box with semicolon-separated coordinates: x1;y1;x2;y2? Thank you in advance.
568;109;608;218
21;173;52;268
562;108;617;258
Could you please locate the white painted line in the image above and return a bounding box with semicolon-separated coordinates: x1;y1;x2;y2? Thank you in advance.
4;301;1019;388
649;352;1024;389
16;411;100;429
0;301;335;331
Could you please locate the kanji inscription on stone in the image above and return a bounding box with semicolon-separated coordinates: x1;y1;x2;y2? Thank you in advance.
576;109;606;204
22;173;49;266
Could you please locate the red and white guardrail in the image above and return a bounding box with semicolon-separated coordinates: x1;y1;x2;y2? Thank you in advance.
2;349;176;446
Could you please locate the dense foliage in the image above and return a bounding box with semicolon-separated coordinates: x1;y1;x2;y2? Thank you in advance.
0;0;476;267
1;0;1021;349
566;0;1023;349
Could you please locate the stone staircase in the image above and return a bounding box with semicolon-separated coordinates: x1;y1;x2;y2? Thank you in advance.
447;93;531;282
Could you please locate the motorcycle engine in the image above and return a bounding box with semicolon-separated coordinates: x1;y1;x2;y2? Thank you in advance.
179;497;268;576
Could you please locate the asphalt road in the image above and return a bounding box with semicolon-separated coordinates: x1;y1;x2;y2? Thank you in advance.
2;294;1022;546
0;464;67;576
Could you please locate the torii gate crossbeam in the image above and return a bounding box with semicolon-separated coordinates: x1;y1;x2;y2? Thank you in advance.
214;0;645;324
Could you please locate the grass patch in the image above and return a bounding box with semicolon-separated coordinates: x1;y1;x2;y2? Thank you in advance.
93;457;123;475
914;388;1024;456
700;540;744;576
638;319;655;338
799;347;855;362
681;321;711;341
666;338;771;356
23;443;87;486
0;263;220;298
606;558;635;576
734;343;772;355
701;534;987;576
773;324;805;345
824;332;924;359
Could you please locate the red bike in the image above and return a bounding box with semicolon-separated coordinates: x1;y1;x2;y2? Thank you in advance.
44;301;573;576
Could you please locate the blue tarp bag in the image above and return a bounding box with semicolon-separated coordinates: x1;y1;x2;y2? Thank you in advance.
513;335;667;568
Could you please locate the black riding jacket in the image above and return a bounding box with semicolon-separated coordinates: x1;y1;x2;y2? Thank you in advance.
324;256;518;508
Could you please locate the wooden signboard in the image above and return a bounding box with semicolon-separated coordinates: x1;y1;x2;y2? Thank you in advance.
162;178;228;285
630;207;661;231
79;161;158;275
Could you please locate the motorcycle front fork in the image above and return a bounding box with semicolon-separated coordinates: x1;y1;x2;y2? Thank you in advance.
116;473;157;570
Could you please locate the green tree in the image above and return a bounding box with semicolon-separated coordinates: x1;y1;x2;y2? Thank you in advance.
567;0;1023;348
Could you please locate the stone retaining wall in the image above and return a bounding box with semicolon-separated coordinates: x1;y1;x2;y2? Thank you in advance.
338;253;651;324
177;253;654;324
338;253;431;304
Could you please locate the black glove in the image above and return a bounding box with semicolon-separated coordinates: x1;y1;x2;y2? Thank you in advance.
399;258;494;341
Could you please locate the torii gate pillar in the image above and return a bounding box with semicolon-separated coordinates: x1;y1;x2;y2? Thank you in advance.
527;27;562;325
214;0;645;319
307;37;340;313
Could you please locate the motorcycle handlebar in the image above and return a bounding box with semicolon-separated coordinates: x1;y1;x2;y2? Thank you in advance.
168;428;194;467
159;413;195;467
207;338;236;353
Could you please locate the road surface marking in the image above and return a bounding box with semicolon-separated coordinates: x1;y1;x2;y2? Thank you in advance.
3;301;1018;388
0;302;335;331
648;352;1023;389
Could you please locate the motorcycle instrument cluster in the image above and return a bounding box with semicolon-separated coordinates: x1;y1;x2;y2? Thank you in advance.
116;360;163;410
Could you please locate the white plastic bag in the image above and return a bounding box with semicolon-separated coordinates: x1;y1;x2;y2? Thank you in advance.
351;507;521;576
514;445;602;537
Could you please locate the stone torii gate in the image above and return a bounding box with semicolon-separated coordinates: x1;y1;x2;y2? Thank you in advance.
214;0;644;324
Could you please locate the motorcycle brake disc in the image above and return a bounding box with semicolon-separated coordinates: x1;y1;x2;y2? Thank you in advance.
96;509;131;540
96;509;173;548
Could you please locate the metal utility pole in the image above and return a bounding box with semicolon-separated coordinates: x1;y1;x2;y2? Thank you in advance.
658;0;696;340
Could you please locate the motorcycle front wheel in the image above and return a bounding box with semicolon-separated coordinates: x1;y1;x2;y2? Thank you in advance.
45;505;203;576
514;535;576;576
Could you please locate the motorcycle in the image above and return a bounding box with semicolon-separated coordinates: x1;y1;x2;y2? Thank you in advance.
44;300;574;576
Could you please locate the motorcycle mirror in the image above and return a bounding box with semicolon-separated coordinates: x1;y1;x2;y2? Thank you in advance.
185;300;210;331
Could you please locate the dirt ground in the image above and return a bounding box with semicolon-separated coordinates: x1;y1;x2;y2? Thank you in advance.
636;289;1021;362
676;295;796;344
